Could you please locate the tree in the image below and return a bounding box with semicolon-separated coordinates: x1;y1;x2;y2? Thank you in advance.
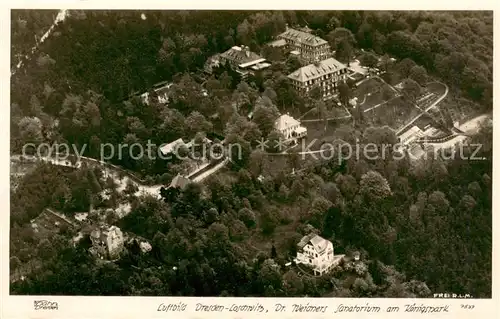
378;54;393;72
283;270;304;296
326;28;356;64
285;55;302;73
253;98;280;136
278;184;289;201
362;126;398;145
403;280;432;298
338;82;351;106
409;65;428;85
336;38;354;64
428;191;449;213
238;208;256;228
335;174;358;199
467;181;482;198
185;111;213;136
271;245;277;259
236;19;255;46
259;259;282;290
267;130;285;153
327;27;356;50
263;87;277;102
10;256;22;272
52;183;72;211
262;45;284;62
229;220;248;242
18;116;43;144
359;171;392;201
307;196;333;229
401;78;421;104
396;58;417;78
459;194;476;212
261;208;279;235
356;21;373;48
359;52;379;69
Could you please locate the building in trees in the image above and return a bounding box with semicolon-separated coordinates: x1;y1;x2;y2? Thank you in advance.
138;81;173;106
294;233;344;276
159;137;212;157
287;58;349;99
159;138;188;157
398;124;443;145
274;113;307;143
89;225;124;260
168;173;192;191
205;45;271;78
30;208;77;238
275;26;331;63
398;126;424;145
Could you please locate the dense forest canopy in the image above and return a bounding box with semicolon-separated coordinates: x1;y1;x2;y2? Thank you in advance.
10;10;493;176
10;10;492;298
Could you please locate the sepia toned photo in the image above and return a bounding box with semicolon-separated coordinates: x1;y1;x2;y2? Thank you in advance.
9;8;492;301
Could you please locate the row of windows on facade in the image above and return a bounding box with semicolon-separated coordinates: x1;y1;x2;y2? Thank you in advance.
283;39;329;50
302;52;330;58
294;71;347;85
292;47;329;53
294;82;348;92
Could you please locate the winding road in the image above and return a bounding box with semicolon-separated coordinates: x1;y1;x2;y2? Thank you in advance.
10;153;228;200
396;82;449;136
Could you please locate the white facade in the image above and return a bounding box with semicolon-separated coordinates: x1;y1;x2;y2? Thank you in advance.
140;83;172;105
294;234;344;276
277;27;331;63
90;225;124;260
274;114;307;142
288;58;349;99
106;226;124;258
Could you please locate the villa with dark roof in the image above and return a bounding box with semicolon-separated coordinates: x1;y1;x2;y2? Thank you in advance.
288;57;349;99
294;233;344;276
204;45;271;78
276;26;331;63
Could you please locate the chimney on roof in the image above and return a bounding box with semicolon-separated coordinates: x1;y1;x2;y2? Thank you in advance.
285;23;289;31
242;45;250;57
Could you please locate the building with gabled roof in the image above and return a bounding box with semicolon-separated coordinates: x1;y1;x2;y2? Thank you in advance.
274;114;307;143
220;45;262;66
205;45;271;78
277;26;331;63
159;138;187;157
288;57;349;99
168;174;192;190
294;233;344;276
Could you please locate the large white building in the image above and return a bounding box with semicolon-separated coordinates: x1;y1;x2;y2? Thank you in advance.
274;26;331;63
288;57;349;99
294;233;344;276
274;114;307;143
